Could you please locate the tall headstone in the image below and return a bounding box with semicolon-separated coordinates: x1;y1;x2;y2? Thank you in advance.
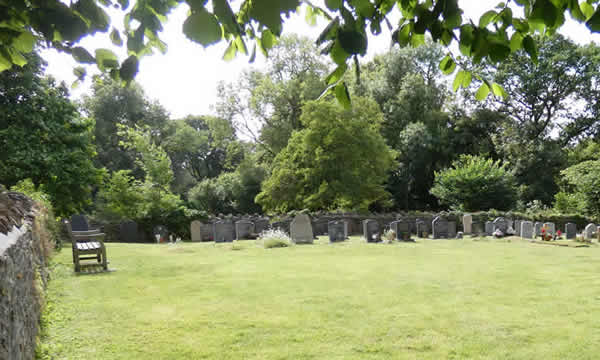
70;214;89;231
190;220;202;242
493;217;508;233
328;221;345;242
213;221;234;243
290;214;314;244
391;220;412;241
153;225;169;243
343;220;349;239
432;216;449;239
448;221;457;238
514;220;522;237
485;221;493;236
520;221;533;239
363;220;381;243
235;220;255;240
120;221;138;242
462;214;473;234
254;218;270;234
472;222;484;236
565;223;576;239
543;222;556;236
534;222;543;237
416;220;428;237
584;223;597;240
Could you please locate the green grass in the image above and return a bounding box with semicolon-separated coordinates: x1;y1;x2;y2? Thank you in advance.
39;237;600;359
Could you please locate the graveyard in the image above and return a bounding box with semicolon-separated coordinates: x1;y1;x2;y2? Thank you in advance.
38;233;600;359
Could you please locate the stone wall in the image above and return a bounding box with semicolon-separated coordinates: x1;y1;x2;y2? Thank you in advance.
0;193;49;360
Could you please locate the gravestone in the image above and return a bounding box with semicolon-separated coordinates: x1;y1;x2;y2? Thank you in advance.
70;214;89;231
416;220;428;237
448;221;457;238
153;225;169;243
534;222;543;237
432;216;449;239
254;218;270;234
363;220;381;243
290;214;314;244
472;222;485;236
543;222;555;236
565;223;576;239
190;220;202;242
463;214;473;234
343;220;350;239
584;223;597;240
312;219;328;236
493;217;508;234
328;221;346;242
391;220;412;241
520;221;533;239
485;221;493;236
235;220;255;240
120;221;138;242
213;221;234;243
514;220;522;237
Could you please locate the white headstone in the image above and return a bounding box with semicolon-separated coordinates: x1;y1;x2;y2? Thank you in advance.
463;214;473;234
584;223;597;240
190;220;202;242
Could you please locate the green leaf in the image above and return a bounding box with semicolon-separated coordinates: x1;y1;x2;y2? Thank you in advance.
491;83;508;98
479;10;497;28
325;63;348;85
249;0;300;36
509;32;523;52
581;2;595;19
110;28;123;46
73;66;86;81
439;55;456;75
0;50;12;72
488;41;511;62
330;40;350;65
72;47;95;64
13;31;36;53
350;0;376;18
95;48;119;71
7;49;26;67
119;55;139;82
569;0;586;22
338;28;368;55
213;0;241;35
452;70;471;92
475;82;490;101
522;35;538;64
183;9;222;46
261;29;276;51
325;0;342;11
222;40;237;61
334;82;351;109
585;8;600;32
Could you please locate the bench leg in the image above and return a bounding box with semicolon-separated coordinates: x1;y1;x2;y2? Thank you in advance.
74;257;81;272
101;246;108;270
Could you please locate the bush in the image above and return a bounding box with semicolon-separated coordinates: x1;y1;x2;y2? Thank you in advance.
259;229;291;249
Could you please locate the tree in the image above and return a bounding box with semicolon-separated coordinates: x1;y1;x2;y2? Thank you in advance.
4;1;596;106
256;97;396;213
0;53;103;216
430;155;517;211
555;159;600;217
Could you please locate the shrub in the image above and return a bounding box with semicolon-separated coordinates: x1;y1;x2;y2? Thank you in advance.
259;229;291;249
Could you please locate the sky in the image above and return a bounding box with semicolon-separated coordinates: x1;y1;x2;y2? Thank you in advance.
42;1;600;119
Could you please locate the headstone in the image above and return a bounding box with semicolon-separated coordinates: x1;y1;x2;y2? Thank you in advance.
290;214;314;244
312;219;328;236
416;220;428;237
343;220;349;239
584;223;597;240
432;216;449;239
485;221;493;236
565;223;576;239
328;221;345;242
120;221;138;242
462;214;473;234
391;220;412;241
190;220;202;242
213;221;234;243
235;220;255;240
201;223;213;241
254;218;270;234
543;222;555;236
153;225;169;243
514;220;522;237
493;217;508;233
363;220;380;243
534;222;543;237
520;221;533;239
70;214;89;231
472;222;484;236
448;221;457;238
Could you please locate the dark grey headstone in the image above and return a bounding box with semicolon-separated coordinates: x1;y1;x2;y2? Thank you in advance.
312;219;328;236
521;221;533;239
363;220;380;243
70;214;89;231
328;221;345;242
493;217;508;233
448;221;457;238
472;222;484;236
416;220;429;237
534;222;543;237
565;223;576;239
213;221;234;243
254;218;270;234
120;221;138;242
235;220;255;240
391;220;412;241
432;216;449;239
153;225;169;242
514;220;522;237
485;221;493;236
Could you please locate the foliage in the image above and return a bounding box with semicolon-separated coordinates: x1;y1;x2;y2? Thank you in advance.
10;179;51;209
0;53;103;216
259;229;292;249
430;155;517;212
382;229;396;244
558;159;600;217
256;97;396;213
96;170;144;221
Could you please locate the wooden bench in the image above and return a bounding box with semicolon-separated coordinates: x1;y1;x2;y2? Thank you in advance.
66;222;108;272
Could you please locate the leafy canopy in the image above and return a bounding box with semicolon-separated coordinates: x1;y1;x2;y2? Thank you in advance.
2;0;600;103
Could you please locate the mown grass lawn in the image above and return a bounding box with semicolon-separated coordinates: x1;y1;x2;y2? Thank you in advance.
39;237;600;359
